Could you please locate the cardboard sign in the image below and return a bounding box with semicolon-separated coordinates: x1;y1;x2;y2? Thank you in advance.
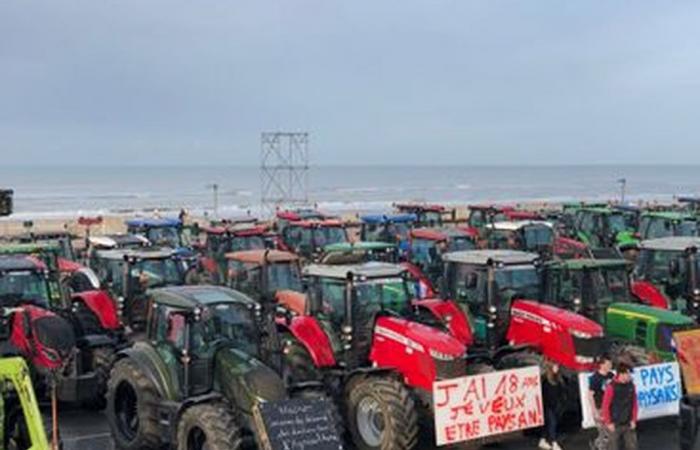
674;329;700;395
578;362;681;428
254;397;343;450
433;366;544;446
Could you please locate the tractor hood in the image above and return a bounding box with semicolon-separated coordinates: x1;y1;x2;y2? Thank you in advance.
375;316;466;358
608;302;694;326
215;347;287;414
512;300;603;337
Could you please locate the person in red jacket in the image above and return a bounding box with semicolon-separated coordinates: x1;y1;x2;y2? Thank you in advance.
601;363;638;450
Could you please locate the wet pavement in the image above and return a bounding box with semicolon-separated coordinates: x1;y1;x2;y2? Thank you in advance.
52;408;681;450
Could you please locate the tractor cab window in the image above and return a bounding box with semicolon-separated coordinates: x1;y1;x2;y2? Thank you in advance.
227;261;261;296
489;230;513;250
230;235;266;252
130;258;184;288
315;227;347;248
0;270;51;307
207;235;225;255
600;268;629;303
523;226;553;250
422;211;442;226
266;262;302;294
647;219;673;239
449;236;476;252
469;210;486;228
387;222;411;241
355;277;411;317
362;223;383;241
678;220;699;237
635;249;683;282
410;238;437;267
97;258;125;292
191;303;259;357
315;279;347;327
152;304;187;353
448;263;486;305
558;270;583;305
493;265;541;302
285;226;312;252
608;213;627;235
147;227;182;248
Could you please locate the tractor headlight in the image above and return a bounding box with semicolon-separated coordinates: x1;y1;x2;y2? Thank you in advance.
573;297;582;306
341;325;353;334
693;288;700;297
571;329;593;339
488;306;497;314
429;349;456;361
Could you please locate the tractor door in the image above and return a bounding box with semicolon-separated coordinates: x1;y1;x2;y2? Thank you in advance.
306;277;345;357
446;263;488;343
150;304;184;397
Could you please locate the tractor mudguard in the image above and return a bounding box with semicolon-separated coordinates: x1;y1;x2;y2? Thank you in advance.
73;290;121;330
631;280;669;309
413;298;473;345
116;343;178;402
278;316;336;367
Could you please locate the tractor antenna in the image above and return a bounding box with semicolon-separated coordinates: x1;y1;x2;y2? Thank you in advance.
618;178;627;204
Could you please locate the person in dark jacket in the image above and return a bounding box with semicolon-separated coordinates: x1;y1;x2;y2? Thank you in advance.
601;362;638;450
539;360;565;450
588;354;614;450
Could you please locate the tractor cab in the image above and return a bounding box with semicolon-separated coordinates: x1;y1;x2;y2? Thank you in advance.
394;203;450;227
465;205;542;238
632;237;700;319
0;255;58;309
125;218;194;258
442;250;603;372
275;208;333;233
542;259;631;324
679;196;700;214
359;213;416;253
225;250;302;302
318;241;399;265
638;211;698;240
573;207;638;255
409;227;476;287
8;230;78;262
280;219;348;259
613;205;642;231
486;220;555;254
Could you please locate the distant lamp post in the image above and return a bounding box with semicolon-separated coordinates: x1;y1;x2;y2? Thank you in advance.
207;183;219;219
618;178;627;204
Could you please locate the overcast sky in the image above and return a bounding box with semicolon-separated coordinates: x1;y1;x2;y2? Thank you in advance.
2;1;699;166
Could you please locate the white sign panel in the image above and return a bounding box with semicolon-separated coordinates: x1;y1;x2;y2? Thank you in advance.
433;366;544;446
578;362;681;429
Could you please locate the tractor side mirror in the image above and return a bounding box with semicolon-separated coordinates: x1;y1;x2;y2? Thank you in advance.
465;273;477;289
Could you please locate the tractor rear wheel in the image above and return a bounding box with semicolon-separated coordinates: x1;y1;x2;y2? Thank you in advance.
82;346;114;410
106;358;160;450
346;376;419;450
176;403;244;450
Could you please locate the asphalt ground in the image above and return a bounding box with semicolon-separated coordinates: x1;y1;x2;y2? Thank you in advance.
51;407;681;450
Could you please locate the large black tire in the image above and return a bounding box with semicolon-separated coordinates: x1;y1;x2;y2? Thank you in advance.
346;376;419;450
82;346;114;410
106;358;161;450
176;403;244;450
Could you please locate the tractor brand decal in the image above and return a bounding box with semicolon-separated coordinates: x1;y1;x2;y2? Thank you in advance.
374;326;425;353
577;362;681;428
432;365;543;445
510;308;553;329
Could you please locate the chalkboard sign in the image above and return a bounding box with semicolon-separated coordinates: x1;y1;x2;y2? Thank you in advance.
254;397;344;450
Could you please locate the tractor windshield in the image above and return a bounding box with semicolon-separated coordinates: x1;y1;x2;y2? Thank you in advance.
580;267;629;307
387;222;411;240
523;226;554;250
355;277;412;317
494;266;541;300
0;270;51;307
422;211;442;226
131;258;184;288
192;302;259;357
314;227;347;247
230;235;266;252
266;262;302;294
448;236;476;252
635;249;683;283
147;227;182;248
607;213;628;235
677;220;699;237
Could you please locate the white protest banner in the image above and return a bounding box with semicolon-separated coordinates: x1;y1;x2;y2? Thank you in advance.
578;362;681;428
433;366;544;446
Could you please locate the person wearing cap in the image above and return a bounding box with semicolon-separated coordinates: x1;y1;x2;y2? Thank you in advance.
601;362;638;450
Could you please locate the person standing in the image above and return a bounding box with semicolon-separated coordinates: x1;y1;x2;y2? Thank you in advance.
588;354;614;450
539;360;565;450
601;363;638;450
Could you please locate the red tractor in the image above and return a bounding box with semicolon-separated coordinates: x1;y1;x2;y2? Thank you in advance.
440;250;604;373
464;204;543;240
278;262;478;450
484;220;590;260
278;219;349;260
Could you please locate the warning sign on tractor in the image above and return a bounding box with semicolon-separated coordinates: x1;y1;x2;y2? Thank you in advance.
432;366;544;446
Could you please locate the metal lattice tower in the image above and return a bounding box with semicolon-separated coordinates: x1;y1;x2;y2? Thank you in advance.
260;132;310;216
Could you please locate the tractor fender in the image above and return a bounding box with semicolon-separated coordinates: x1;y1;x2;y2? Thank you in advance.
413;298;473;345
72;290;121;330
277;316;336;367
115;342;178;402
631;280;669;309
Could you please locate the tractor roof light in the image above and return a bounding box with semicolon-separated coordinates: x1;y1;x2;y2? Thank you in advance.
571;329;593;339
488;306;497;314
573;297;582;306
341;325;353;334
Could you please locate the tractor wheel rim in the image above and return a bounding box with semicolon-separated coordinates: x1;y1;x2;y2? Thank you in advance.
187;426;210;450
115;381;139;441
356;396;385;447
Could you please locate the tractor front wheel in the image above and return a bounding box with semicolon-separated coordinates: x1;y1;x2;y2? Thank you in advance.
82;346;114;410
106;358;160;450
346;377;419;450
176;403;244;450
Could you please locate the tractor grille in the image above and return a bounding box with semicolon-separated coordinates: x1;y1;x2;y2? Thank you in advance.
573;335;605;359
434;357;467;380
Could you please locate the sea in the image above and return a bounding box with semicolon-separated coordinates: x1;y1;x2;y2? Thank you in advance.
1;165;699;220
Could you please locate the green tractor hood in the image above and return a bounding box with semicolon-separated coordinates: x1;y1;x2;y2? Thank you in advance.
214;347;287;414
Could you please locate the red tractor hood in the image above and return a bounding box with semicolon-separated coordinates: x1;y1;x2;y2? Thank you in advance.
58;257;83;273
512;300;603;337
375;316;466;357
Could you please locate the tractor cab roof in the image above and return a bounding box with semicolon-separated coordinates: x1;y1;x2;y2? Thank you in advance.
125;218;182;229
613;204;641;213
88;234;150;249
201;223;268;236
395;203;446;213
210;216;258;227
0;255;45;272
8;230;76;242
488;220;553;231
276;209;330;221
640;210;696;221
286;219;344;228
95;248;178;261
304;261;405;281
150;285;257;310
0;242;62;256
360;213;417;224
548;258;630;271
607;302;695;326
411;227;469;241
639;237;700;252
225;249;298;264
319;242;397;265
443;250;539;266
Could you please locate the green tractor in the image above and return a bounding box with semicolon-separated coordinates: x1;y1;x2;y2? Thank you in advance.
542;258;696;363
573;207;639;257
106;285;328;450
638;210;699;241
0;356;50;450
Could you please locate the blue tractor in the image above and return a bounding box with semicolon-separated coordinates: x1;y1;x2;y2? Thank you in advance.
125;218;195;259
359;213;416;256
